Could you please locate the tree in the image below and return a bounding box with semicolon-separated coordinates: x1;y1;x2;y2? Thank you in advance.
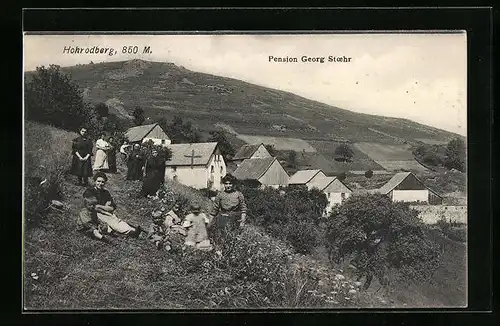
167;116;201;144
334;143;354;162
325;194;441;290
444;137;466;172
264;144;277;157
365;170;374;178
132;107;145;126
208;130;235;160
25;65;88;131
95;102;109;118
288;150;298;169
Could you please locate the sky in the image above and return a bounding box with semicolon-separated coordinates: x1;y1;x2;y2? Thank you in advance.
23;33;467;135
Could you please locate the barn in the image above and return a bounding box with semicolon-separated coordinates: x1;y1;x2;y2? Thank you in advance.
377;172;443;204
164;142;226;191
232;157;289;188
124;123;171;147
231;143;272;166
288;169;330;190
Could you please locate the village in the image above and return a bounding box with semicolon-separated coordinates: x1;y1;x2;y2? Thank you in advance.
123;121;464;222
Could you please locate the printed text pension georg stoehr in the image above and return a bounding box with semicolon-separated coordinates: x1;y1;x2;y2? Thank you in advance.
268;55;352;63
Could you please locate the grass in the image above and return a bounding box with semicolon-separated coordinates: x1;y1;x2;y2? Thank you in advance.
23;122;466;310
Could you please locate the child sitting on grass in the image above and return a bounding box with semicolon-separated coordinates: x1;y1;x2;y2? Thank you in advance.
182;202;212;251
77;195;111;243
148;210;171;251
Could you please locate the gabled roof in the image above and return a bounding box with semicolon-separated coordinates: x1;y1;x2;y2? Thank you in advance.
125;123;169;143
232;143;264;160
233;157;276;181
323;178;353;193
378;172;412;194
308;176;336;191
165;142;218;167
377;172;442;197
289;169;323;185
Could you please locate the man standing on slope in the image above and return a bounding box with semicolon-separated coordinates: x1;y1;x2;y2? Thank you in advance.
208;174;247;241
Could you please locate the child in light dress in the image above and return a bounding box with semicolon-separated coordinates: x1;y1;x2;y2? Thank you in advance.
182;202;212;251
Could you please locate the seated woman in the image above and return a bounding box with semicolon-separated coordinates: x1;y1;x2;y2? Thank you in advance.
83;172;142;238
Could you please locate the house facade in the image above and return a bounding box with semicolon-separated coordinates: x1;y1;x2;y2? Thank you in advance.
322;178;353;215
164;142;226;191
377;172;443;204
124;123;171;147
233;157;289;188
232;143;272;166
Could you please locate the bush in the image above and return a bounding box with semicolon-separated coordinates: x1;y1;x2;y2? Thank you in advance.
326;194;441;288
284;219;319;254
25;65;89;132
364;170;374;178
24;122;70;227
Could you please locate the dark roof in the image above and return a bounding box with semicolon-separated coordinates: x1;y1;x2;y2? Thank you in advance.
232;144;263;160
165;142;218;167
233;157;276;180
124;123;165;142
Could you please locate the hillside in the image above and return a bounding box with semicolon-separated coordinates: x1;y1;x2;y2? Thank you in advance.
25;59;463;173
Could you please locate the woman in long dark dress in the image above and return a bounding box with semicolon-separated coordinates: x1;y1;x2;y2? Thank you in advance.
107;136;117;174
141;148;165;197
70;127;93;186
126;144;145;181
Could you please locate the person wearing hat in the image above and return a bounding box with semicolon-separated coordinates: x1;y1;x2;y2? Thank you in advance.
148;209;171;250
208;174;247;239
182;202;212;250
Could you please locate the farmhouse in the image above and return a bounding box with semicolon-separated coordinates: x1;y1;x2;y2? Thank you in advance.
232;157;289;189
124;123;171;147
376;172;443;204
299;175;353;216
164;142;226;191
288;169;330;190
231;143;272;166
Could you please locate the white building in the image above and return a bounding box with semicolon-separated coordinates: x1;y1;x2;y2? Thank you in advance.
164;142;226;191
233;157;289;189
124;123;171;147
376;172;443;204
288;169;329;190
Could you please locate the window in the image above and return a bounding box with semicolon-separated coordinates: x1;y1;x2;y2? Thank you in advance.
341;193;346;199
161;139;166;145
172;166;177;172
220;166;223;174
211;166;214;173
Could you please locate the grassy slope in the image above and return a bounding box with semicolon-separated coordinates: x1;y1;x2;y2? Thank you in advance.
26;122;396;309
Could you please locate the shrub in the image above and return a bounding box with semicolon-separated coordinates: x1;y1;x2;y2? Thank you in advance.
24;122;70;227
284;219;319;254
326;194;441;289
364;170;374;178
25;65;89;131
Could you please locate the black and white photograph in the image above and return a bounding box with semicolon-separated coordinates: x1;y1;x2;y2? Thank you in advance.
23;32;467;310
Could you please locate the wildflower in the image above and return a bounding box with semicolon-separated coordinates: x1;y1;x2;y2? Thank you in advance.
344;297;350;300
354;281;362;287
348;289;357;294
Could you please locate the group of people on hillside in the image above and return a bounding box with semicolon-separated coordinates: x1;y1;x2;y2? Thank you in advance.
70;127;166;197
76;172;248;252
70;126;248;250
